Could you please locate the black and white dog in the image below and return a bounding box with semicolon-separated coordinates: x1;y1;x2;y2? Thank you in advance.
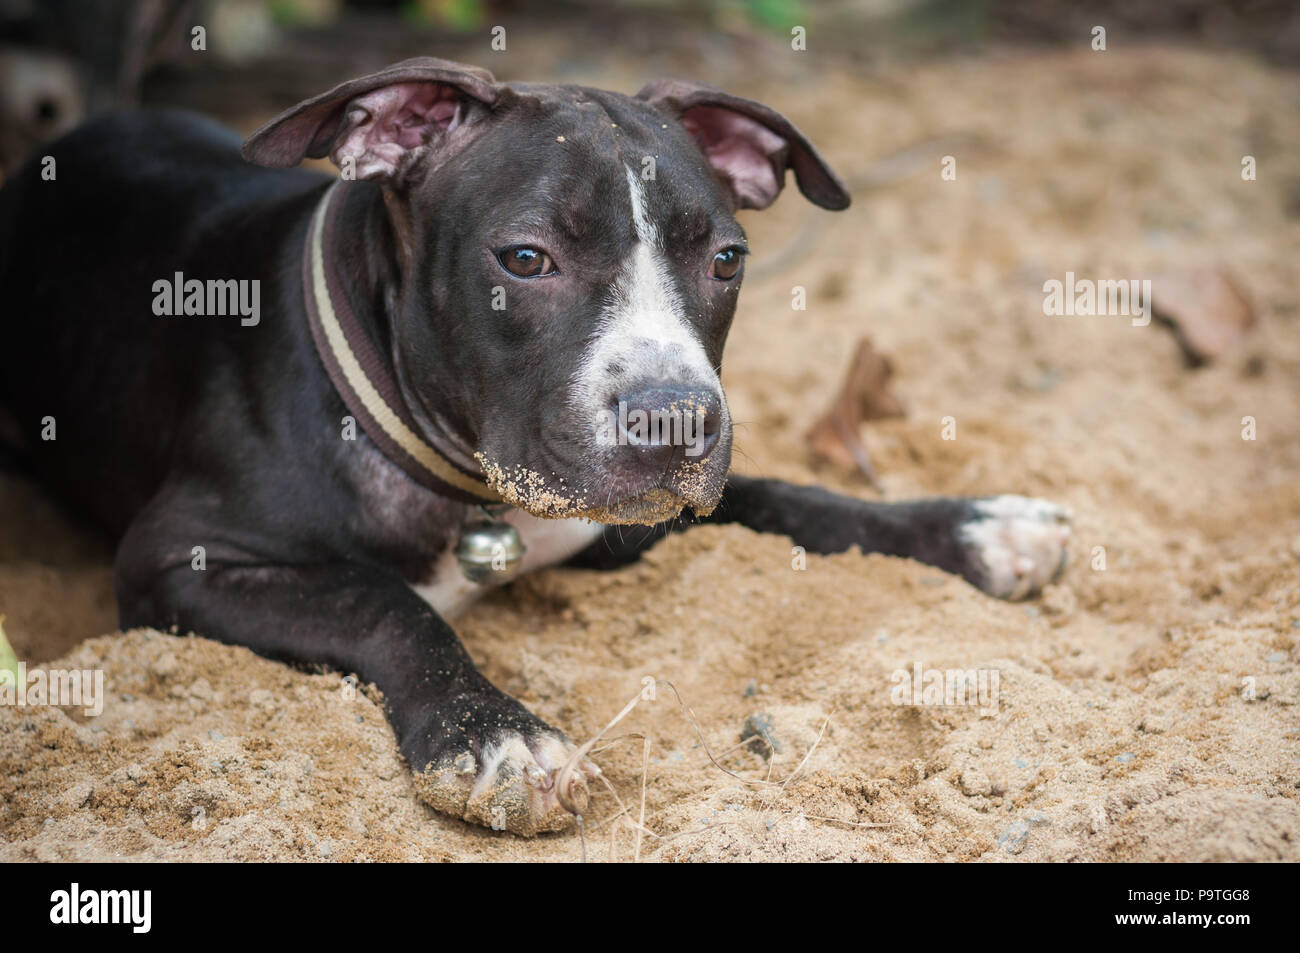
0;58;1069;834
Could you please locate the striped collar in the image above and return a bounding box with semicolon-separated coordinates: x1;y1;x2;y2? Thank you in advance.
302;182;501;504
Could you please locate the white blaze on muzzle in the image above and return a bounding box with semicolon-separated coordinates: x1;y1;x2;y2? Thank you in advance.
572;165;726;451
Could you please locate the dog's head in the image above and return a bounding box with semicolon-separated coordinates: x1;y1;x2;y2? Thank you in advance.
245;57;848;523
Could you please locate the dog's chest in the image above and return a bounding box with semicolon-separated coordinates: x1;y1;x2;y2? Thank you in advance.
349;436;604;617
410;511;605;618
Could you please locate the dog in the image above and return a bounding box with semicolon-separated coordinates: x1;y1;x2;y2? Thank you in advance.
0;57;1069;834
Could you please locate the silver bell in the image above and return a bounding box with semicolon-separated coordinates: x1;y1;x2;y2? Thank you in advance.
456;519;526;583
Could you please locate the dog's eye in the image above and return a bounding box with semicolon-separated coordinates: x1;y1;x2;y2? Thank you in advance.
709;247;745;281
497;246;556;279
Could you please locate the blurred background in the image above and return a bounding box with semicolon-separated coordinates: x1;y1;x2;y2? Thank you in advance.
2;0;1300;176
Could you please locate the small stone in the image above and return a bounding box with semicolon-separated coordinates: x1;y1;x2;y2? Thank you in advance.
1027;812;1050;827
1010;365;1061;393
1266;652;1285;663
997;820;1029;854
740;713;780;756
1116;752;1135;764
742;679;758;698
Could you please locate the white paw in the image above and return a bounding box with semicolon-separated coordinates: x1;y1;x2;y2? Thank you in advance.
413;731;598;835
959;495;1071;600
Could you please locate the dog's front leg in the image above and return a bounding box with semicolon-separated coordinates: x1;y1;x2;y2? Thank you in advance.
713;477;1070;600
574;476;1070;601
115;550;590;834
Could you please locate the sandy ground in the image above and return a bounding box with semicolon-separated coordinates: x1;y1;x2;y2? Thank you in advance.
2;45;1299;862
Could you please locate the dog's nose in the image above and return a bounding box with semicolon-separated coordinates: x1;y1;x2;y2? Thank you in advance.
612;385;722;466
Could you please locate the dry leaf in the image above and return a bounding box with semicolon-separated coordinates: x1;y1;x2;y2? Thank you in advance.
1151;267;1255;364
805;337;905;489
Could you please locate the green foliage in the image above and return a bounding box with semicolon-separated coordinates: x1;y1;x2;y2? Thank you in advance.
404;0;485;32
747;0;803;31
0;616;17;680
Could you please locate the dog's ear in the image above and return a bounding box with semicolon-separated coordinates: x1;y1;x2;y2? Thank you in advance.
242;57;498;181
637;79;849;211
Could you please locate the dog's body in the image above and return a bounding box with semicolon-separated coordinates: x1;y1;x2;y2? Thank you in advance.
0;59;1069;833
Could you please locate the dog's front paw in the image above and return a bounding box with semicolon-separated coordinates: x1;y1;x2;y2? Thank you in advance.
410;722;597;836
957;495;1071;600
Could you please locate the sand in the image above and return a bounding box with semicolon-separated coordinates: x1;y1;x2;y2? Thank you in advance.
2;46;1298;862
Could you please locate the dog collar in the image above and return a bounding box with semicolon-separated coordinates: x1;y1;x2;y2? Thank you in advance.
302;182;502;504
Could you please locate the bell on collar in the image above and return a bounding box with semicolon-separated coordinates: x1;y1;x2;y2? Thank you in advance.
456;518;526;583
